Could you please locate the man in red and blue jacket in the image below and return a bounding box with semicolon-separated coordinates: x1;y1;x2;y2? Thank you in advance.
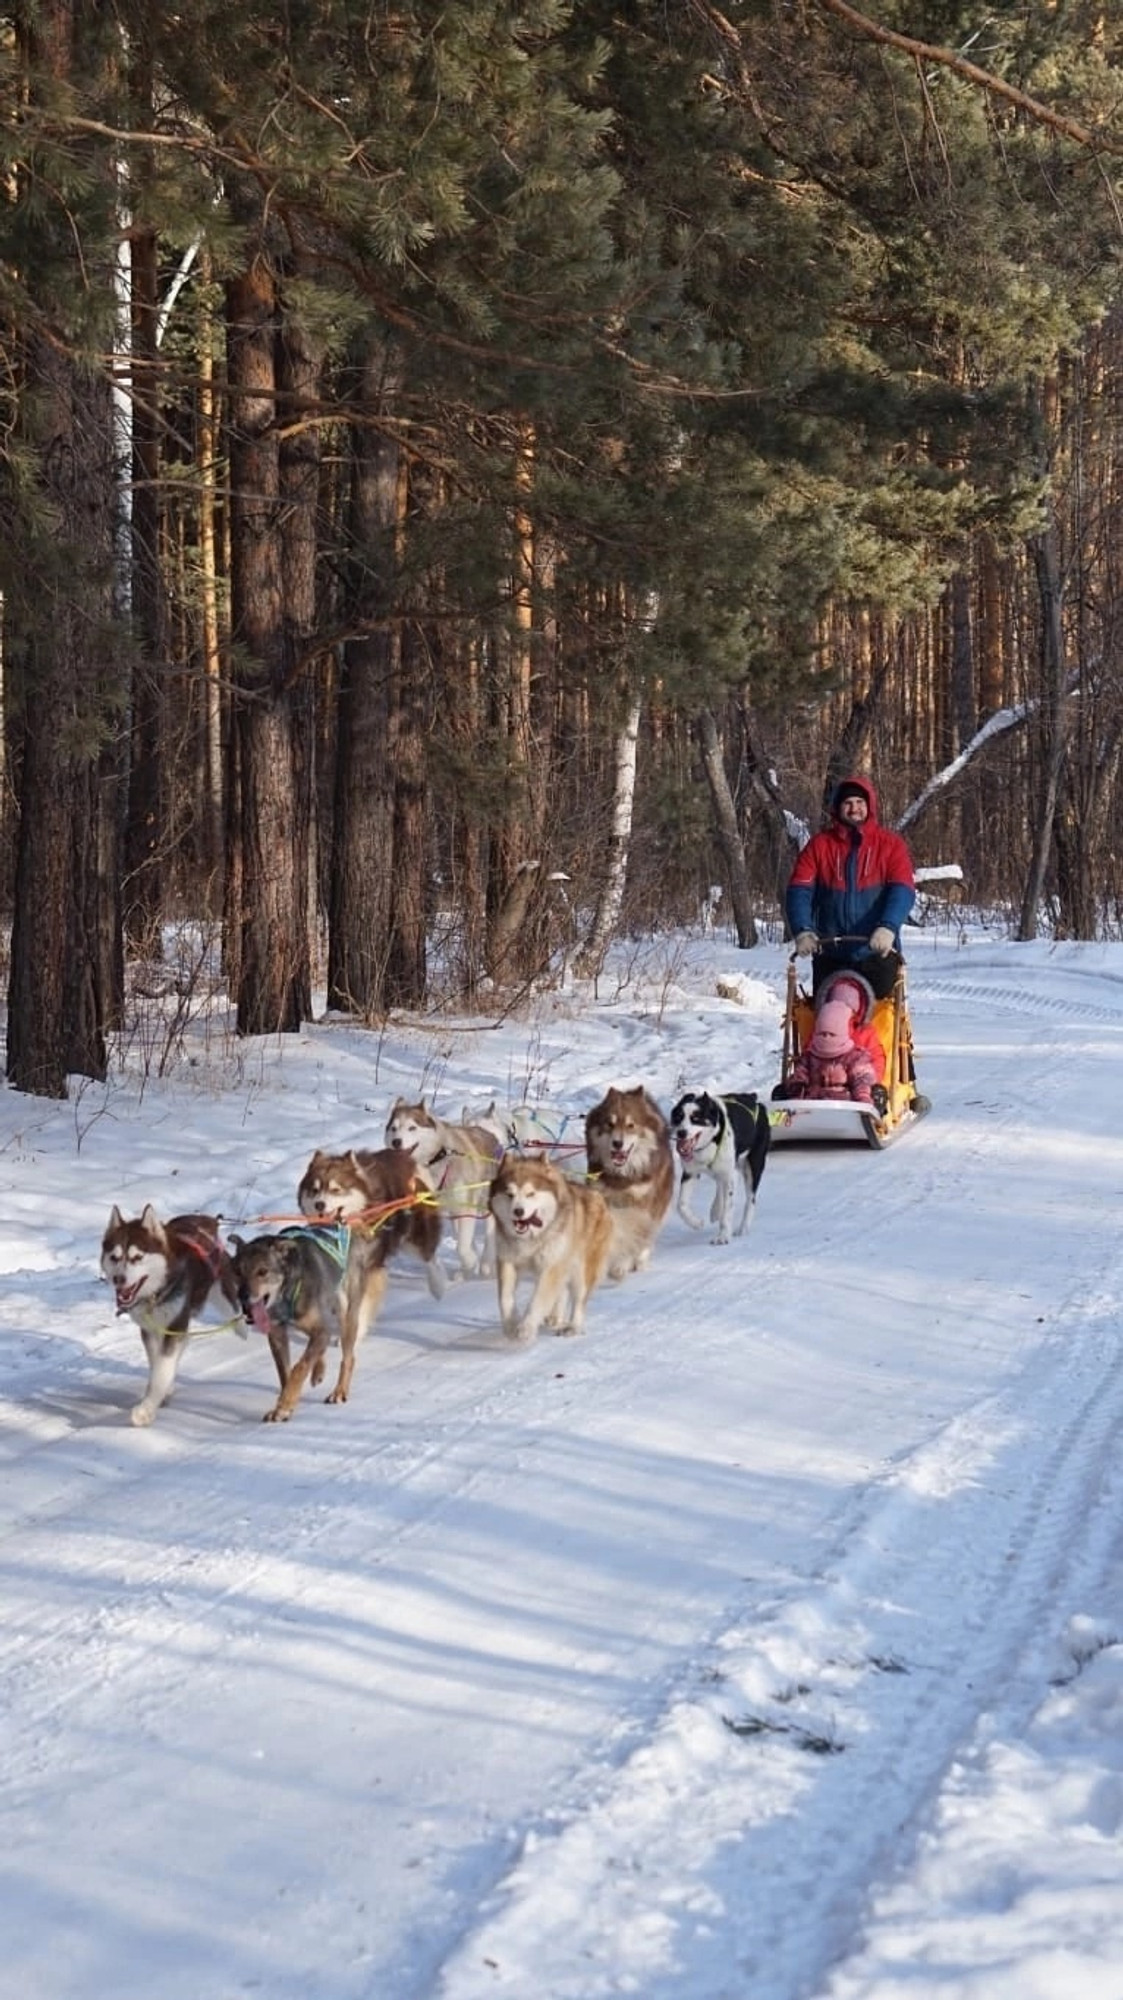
785;775;915;999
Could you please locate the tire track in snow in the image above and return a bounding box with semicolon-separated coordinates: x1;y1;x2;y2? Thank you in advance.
917;972;1123;1023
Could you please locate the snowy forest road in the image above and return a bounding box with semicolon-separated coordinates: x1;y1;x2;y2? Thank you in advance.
2;941;1123;2000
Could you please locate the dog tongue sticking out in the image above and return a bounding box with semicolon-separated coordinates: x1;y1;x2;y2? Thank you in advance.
247;1299;273;1334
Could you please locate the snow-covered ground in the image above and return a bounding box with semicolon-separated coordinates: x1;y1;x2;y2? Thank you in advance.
3;924;1123;2000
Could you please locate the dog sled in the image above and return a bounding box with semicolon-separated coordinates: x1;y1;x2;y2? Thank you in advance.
770;947;931;1149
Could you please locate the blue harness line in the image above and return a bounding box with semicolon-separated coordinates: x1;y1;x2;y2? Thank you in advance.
278;1220;350;1270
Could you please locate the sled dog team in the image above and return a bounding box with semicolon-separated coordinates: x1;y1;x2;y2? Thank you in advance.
101;1084;772;1429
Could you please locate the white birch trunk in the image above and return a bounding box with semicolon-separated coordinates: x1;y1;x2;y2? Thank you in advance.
576;692;643;977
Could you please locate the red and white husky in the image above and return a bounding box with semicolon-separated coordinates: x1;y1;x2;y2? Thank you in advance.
100;1206;240;1426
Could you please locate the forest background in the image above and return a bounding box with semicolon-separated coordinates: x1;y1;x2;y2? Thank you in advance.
4;0;1123;1099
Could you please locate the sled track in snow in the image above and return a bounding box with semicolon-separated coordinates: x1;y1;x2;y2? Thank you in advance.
432;1268;1123;2000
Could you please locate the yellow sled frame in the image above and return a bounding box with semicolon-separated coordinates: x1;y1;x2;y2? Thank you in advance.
772;958;930;1149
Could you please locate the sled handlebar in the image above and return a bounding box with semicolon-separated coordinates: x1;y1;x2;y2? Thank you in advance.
787;933;882;959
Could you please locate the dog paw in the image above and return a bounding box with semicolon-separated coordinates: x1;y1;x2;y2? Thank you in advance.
507;1321;537;1346
325;1387;349;1404
712;1230;731;1247
130;1402;156;1427
262;1405;294;1424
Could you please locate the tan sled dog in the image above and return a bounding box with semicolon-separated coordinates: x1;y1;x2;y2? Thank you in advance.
488;1155;612;1346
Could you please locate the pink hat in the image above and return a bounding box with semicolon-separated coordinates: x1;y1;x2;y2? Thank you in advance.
823;975;865;1019
809;999;854;1059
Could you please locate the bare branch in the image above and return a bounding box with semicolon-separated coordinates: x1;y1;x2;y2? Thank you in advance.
816;0;1123;158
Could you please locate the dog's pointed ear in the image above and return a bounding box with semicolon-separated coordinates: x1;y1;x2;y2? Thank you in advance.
228;1233;244;1255
140;1203;159;1229
108;1204;124;1230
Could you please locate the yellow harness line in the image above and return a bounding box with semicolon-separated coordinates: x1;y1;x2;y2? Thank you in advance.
137;1303;247;1344
350;1186;442;1234
433;1174;496;1222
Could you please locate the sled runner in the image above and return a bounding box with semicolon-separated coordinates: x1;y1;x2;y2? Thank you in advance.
770;949;931;1149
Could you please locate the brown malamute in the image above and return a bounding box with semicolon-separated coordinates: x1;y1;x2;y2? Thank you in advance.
488;1156;613;1345
584;1084;674;1278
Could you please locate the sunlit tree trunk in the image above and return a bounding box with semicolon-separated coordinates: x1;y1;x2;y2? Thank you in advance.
487;423;545;983
224;220;311;1034
123;142;167;956
197;249;224;895
328;341;398;1015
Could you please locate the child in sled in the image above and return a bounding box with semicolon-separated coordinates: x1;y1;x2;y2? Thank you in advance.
777;977;883;1105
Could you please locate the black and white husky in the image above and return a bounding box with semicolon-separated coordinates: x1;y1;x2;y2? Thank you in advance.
668;1091;771;1244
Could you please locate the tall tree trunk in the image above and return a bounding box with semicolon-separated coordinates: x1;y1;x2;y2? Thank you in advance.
225;224;311;1035
1018;515;1068;940
277;297;321;978
7;0;120;1097
197;251;224;897
385;606;429;1006
487;423;542;984
576;691;643;977
328;341;398;1016
696;708;758;946
384;452;430;1007
124;191;167;957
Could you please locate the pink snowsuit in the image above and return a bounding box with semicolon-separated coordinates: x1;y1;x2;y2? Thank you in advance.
780;996;880;1103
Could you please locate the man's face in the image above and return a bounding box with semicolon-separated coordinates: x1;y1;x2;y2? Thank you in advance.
838;793;869;825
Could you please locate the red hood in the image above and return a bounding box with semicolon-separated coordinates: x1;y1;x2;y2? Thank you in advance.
830;774;879;823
